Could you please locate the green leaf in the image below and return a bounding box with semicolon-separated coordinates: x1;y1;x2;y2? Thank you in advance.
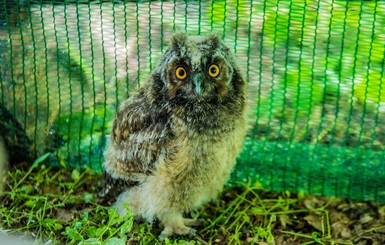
255;227;266;237
267;232;275;244
250;207;264;215
25;199;36;208
20;184;35;194
95;227;107;237
311;232;324;244
71;169;81;181
119;220;133;237
32;153;51;168
242;214;250;223
63;227;83;242
43;218;63;231
104;237;126;245
54;223;64;231
79;238;102;245
84;226;97;238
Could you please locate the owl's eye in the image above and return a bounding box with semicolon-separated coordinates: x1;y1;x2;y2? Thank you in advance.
208;64;220;78
175;67;187;80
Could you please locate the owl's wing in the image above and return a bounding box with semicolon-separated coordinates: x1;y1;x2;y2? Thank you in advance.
105;91;171;179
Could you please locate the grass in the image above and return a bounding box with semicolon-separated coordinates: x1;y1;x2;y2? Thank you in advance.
2;163;384;244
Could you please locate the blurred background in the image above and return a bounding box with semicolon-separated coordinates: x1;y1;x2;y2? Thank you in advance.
1;0;385;203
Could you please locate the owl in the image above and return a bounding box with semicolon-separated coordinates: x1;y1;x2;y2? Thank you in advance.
103;32;246;238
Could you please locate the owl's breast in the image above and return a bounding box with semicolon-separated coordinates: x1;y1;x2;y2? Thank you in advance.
157;112;246;210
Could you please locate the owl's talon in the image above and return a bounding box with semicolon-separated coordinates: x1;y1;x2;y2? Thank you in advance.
188;228;197;236
158;224;196;240
158;232;168;241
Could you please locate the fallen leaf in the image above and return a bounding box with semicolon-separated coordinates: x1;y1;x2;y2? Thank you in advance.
304;214;323;231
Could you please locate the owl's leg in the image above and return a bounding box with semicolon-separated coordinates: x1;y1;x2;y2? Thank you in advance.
158;212;197;240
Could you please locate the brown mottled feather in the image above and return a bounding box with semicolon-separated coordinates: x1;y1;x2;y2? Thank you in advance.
104;89;172;182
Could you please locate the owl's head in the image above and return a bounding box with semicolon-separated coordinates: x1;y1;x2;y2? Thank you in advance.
153;33;244;104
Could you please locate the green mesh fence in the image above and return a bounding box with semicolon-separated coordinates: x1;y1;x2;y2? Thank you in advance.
1;0;385;203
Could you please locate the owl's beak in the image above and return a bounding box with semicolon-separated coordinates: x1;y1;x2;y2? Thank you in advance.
193;74;203;96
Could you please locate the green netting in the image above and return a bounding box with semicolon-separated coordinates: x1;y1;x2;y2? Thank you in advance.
1;0;385;203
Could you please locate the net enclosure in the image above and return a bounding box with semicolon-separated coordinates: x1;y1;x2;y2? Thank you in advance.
1;0;385;203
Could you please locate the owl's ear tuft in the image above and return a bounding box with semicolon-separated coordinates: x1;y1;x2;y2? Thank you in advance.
204;33;229;52
206;33;221;44
170;32;189;50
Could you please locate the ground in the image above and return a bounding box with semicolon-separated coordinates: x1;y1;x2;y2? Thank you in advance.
1;164;385;245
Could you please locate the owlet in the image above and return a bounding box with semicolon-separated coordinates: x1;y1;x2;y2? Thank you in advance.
103;32;246;238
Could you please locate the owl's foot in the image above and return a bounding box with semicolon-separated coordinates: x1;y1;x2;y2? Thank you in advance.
159;225;196;240
158;215;200;240
183;218;204;227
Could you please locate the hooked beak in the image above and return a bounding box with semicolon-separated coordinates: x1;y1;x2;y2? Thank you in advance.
193;74;203;96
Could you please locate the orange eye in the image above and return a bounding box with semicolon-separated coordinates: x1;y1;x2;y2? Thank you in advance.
175;67;187;80
208;64;220;78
